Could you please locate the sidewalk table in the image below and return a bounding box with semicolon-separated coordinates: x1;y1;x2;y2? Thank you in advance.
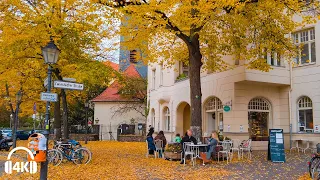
186;143;208;159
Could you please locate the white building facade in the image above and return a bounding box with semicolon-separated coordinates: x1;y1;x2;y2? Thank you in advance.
147;22;320;150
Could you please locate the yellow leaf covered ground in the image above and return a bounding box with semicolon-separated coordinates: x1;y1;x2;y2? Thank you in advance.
0;141;232;180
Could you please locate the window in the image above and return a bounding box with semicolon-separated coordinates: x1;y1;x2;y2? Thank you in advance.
160;65;163;86
298;96;313;132
151;109;155;128
205;97;223;112
263;49;282;67
164;107;170;131
179;62;189;77
129;50;138;63
292;28;316;65
151;69;156;90
248;98;271;111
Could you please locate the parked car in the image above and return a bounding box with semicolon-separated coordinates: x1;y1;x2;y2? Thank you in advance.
28;129;45;136
1;129;12;139
7;130;29;140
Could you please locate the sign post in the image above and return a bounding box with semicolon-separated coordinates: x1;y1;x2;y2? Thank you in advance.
269;129;285;163
40;92;58;102
223;105;231;112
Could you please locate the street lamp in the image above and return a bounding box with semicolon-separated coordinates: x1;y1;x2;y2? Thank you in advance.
84;102;89;144
40;40;60;180
13;90;22;148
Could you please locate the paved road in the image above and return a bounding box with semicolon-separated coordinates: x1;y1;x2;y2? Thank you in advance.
213;151;310;180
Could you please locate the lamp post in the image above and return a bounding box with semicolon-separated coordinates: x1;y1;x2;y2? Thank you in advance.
40;40;60;180
13;90;22;149
84;102;89;144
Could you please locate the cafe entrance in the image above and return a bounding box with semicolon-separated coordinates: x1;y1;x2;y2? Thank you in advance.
248;98;271;141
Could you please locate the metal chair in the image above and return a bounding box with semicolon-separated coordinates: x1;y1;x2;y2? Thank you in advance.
218;141;232;164
240;139;252;160
182;142;195;166
154;139;163;158
231;139;241;160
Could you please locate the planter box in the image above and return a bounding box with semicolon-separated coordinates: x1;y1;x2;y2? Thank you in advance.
164;152;181;160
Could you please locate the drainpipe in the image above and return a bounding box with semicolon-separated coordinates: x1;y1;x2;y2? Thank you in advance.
289;62;293;149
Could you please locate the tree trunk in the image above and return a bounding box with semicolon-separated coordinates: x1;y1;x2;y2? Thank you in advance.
188;35;203;140
61;89;69;139
54;93;62;140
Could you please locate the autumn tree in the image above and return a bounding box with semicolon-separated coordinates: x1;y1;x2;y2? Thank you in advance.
114;74;148;120
97;0;319;138
0;0;114;139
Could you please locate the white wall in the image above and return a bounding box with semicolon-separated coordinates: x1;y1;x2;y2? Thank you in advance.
94;102;146;140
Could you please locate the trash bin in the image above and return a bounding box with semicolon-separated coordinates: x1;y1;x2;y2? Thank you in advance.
27;133;47;162
317;143;320;154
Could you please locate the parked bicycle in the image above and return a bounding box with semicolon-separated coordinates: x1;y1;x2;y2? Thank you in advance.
48;139;92;166
309;153;320;179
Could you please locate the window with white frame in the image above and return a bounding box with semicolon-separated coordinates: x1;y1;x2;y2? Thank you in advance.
151;109;155;127
151;69;156;90
164;107;170;131
205;97;223;112
160;65;163;86
179;62;189;77
298;96;313;132
263;49;282;67
292;28;316;65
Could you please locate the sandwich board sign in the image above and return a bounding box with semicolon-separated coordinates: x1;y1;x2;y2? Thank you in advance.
268;129;285;163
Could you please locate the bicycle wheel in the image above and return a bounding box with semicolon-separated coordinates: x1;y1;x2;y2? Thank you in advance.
310;156;320;177
312;161;320;179
47;149;63;166
72;148;91;165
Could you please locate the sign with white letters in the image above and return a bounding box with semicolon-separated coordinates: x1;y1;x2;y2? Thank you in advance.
54;81;84;90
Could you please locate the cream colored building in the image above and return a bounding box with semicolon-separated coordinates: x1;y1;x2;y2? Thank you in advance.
147;24;320;150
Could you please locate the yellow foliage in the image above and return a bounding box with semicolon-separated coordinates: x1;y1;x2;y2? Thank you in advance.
1;141;234;180
0;0;114;116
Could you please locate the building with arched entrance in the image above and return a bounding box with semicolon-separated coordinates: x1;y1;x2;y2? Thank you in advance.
147;25;320;149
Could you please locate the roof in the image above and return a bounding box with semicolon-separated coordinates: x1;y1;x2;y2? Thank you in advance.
124;64;141;77
92;63;143;102
104;61;119;71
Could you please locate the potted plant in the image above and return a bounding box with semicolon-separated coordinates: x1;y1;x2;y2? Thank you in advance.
164;143;182;160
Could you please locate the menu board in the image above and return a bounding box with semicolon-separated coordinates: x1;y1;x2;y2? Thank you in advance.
269;129;285;163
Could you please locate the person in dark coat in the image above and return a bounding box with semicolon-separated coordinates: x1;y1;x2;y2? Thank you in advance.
146;128;155;155
180;129;197;164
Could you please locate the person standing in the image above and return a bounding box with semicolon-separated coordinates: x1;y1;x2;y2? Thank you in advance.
180;129;197;164
146;128;156;155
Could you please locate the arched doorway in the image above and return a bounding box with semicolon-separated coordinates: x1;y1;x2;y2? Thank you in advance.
176;102;191;135
204;97;223;135
248;97;271;141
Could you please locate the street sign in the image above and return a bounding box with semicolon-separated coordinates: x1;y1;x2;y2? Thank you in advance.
62;78;76;82
54;81;84;90
40;92;58;102
223;105;231;112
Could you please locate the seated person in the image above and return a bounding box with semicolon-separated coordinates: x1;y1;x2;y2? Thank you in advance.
200;131;218;165
174;133;182;143
154;131;167;157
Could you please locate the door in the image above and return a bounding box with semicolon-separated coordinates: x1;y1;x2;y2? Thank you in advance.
207;112;216;134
